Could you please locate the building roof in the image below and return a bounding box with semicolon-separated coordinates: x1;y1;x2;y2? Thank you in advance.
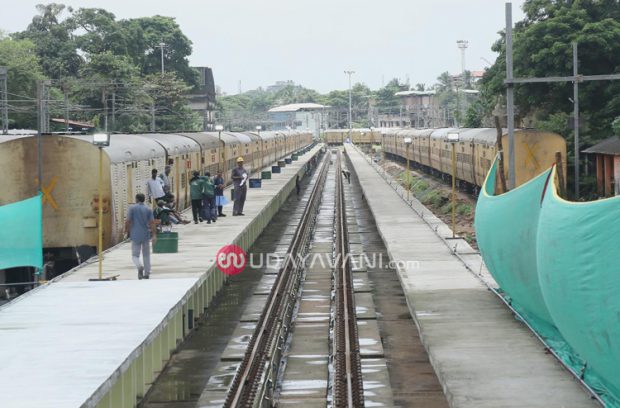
268;103;326;113
51;118;95;128
582;136;620;155
394;90;436;97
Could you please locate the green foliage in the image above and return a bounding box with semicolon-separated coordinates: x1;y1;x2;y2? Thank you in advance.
480;0;620;146
6;4;201;133
0;37;45;128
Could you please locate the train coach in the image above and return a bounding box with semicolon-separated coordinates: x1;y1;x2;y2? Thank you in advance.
0;130;312;266
329;127;566;192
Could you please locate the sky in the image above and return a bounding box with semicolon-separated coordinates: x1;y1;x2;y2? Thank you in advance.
1;0;526;94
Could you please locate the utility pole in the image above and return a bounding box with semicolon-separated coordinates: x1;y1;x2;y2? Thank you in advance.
63;81;69;132
573;42;580;197
150;103;156;132
504;2;620;197
457;40;469;128
344;70;355;142
157;42;166;76
505;3;516;189
0;67;8;135
38;80;51;134
111;90;116;133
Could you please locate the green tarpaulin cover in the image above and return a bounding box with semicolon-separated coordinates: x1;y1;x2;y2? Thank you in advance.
475;160;619;407
0;195;43;270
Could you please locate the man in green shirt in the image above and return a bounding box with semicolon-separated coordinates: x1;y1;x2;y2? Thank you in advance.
201;171;217;224
189;171;204;224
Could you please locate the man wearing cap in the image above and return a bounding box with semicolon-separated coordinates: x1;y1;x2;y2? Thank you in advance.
231;157;248;216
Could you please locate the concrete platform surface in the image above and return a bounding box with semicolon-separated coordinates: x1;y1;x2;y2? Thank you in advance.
0;145;322;408
345;145;598;408
0;279;195;408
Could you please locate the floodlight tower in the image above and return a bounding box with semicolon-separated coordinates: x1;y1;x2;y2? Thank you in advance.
457;40;469;75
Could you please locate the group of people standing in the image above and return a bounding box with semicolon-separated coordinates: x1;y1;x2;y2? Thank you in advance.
125;157;249;279
189;169;226;224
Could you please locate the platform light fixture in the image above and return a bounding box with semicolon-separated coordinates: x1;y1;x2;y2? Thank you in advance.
446;132;459;238
92;133;110;147
447;132;460;143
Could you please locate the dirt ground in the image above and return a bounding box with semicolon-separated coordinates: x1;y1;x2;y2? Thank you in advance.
379;160;478;249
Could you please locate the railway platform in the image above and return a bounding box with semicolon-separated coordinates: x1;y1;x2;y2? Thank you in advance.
344;144;599;408
0;144;322;408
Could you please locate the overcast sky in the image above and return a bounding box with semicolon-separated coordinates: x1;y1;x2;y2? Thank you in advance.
1;0;526;94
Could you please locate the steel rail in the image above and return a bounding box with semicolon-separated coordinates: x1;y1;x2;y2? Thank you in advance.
225;152;330;407
333;151;364;408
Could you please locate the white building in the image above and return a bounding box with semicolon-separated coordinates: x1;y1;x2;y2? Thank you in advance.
267;103;327;138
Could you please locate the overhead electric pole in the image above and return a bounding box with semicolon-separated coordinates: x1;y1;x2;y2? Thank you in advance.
0;67;8;135
344;70;355;142
157;42;166;76
504;2;620;197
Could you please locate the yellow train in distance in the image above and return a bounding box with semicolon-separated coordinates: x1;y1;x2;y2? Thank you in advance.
326;127;566;192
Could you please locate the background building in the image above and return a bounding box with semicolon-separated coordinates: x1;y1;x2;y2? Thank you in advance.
187;67;217;130
267;103;327;138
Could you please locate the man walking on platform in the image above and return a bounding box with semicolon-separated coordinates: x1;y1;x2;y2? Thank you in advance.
189;171;204;224
125;193;157;280
231;157;248;216
214;171;227;216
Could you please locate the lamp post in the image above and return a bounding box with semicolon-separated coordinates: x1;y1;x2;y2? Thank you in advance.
381;131;386;163
404;137;412;201
215;124;224;175
92;133;110;281
256;125;262;174
446;132;459;239
285;126;291;158
344;70;355;142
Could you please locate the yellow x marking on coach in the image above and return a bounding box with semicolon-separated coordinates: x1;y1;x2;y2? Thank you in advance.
41;176;59;210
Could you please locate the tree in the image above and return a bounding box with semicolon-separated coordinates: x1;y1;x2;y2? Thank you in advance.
13;3;81;78
0;37;46;128
120;16;198;87
480;0;620;146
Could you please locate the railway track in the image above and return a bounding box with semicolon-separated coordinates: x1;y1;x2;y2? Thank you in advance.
224;153;331;407
224;150;365;407
332;151;364;408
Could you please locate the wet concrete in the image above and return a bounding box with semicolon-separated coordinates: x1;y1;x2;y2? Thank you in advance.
139;173;317;408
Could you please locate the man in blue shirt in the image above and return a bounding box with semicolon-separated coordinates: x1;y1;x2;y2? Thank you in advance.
125;193;157;279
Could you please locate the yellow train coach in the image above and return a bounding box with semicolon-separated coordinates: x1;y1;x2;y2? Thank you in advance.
0;130;312;264
381;127;566;192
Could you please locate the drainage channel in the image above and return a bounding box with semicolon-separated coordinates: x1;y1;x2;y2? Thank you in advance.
139;154;324;408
